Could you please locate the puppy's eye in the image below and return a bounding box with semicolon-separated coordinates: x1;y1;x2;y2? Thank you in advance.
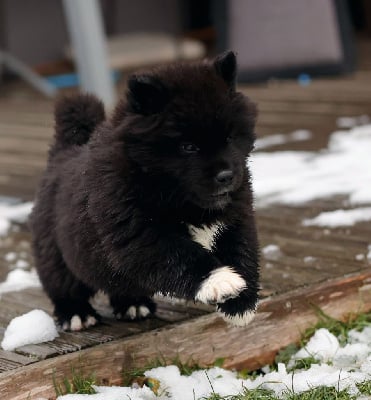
226;134;233;143
180;142;200;154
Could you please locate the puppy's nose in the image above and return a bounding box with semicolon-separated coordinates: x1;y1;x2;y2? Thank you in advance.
215;170;233;185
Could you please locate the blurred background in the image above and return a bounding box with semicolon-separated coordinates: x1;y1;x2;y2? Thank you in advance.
0;0;371;199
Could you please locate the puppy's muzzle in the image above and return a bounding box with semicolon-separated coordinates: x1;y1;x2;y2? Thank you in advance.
215;169;234;187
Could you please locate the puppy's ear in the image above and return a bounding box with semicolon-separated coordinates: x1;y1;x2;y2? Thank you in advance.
213;51;237;90
127;74;169;115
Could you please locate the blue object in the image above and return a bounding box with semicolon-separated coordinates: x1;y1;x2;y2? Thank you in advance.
46;70;121;89
298;73;311;86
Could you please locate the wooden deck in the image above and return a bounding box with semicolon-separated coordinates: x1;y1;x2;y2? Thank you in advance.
1;40;371;399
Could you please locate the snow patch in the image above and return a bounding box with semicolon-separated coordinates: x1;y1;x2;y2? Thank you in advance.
262;244;282;260
4;252;17;262
255;130;312;150
303;207;371;227
367;245;371;261
0;268;40;294
251;124;371;208
336;115;370;128
0;201;33;236
292;328;340;362
13;259;29;269
1;309;58;351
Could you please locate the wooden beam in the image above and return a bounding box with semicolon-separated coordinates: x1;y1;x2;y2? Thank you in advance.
0;271;370;400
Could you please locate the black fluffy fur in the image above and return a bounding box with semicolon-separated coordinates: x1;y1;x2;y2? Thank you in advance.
30;51;260;329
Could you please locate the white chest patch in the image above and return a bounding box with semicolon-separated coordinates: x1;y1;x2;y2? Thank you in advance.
187;222;224;251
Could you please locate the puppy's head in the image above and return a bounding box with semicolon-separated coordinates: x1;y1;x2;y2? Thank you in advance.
113;51;257;210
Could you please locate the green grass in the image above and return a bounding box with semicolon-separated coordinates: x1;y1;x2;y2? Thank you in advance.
356;380;371;395
53;368;97;396
201;385;360;400
274;309;371;371
121;358;166;386
287;356;319;372
284;386;356;400
300;307;371;346
122;354;206;386
275;343;300;367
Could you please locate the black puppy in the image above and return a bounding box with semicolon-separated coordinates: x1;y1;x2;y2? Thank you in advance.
30;51;259;331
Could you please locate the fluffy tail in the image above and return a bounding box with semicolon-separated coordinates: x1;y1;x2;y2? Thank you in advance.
52;94;105;154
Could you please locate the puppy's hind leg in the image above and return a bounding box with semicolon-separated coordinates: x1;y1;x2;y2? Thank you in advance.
32;238;100;331
110;295;156;321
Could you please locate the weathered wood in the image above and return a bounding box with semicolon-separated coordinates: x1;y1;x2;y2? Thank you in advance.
0;350;37;372
257;100;370;116
0;272;369;400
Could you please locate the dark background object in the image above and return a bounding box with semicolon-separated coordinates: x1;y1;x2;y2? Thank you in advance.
348;0;367;31
1;0;371;80
213;0;356;82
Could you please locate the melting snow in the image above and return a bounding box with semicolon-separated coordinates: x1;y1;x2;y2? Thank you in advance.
262;244;282;260
367;245;371;261
0;201;33;236
0;268;40;294
292;328;339;362
255;129;312;150
13;259;29;269
251;124;371;209
337;115;370;129
4;252;17;262
1;309;58;351
303;207;371;227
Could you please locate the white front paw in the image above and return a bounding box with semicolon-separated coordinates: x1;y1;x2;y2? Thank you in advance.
195;266;246;304
219;309;257;327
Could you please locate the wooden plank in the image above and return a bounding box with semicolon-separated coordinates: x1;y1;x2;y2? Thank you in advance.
241;83;371;103
0;115;53;127
0;272;369;400
0;99;53;113
0;153;47;169
0;123;53;140
0;288;208;362
0;138;49;155
0;350;37;373
256;100;370;116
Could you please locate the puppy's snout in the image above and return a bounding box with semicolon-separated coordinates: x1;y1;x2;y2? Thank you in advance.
215;169;234;186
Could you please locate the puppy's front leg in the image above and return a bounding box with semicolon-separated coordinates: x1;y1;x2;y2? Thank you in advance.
212;222;260;326
96;220;245;306
104;229;224;300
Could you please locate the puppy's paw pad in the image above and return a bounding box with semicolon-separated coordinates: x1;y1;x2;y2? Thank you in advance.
60;314;99;331
139;305;151;318
219;309;256;327
84;315;98;328
195;266;246;304
116;305;152;321
60;314;83;331
124;305;151;320
126;306;137;320
112;296;156;321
